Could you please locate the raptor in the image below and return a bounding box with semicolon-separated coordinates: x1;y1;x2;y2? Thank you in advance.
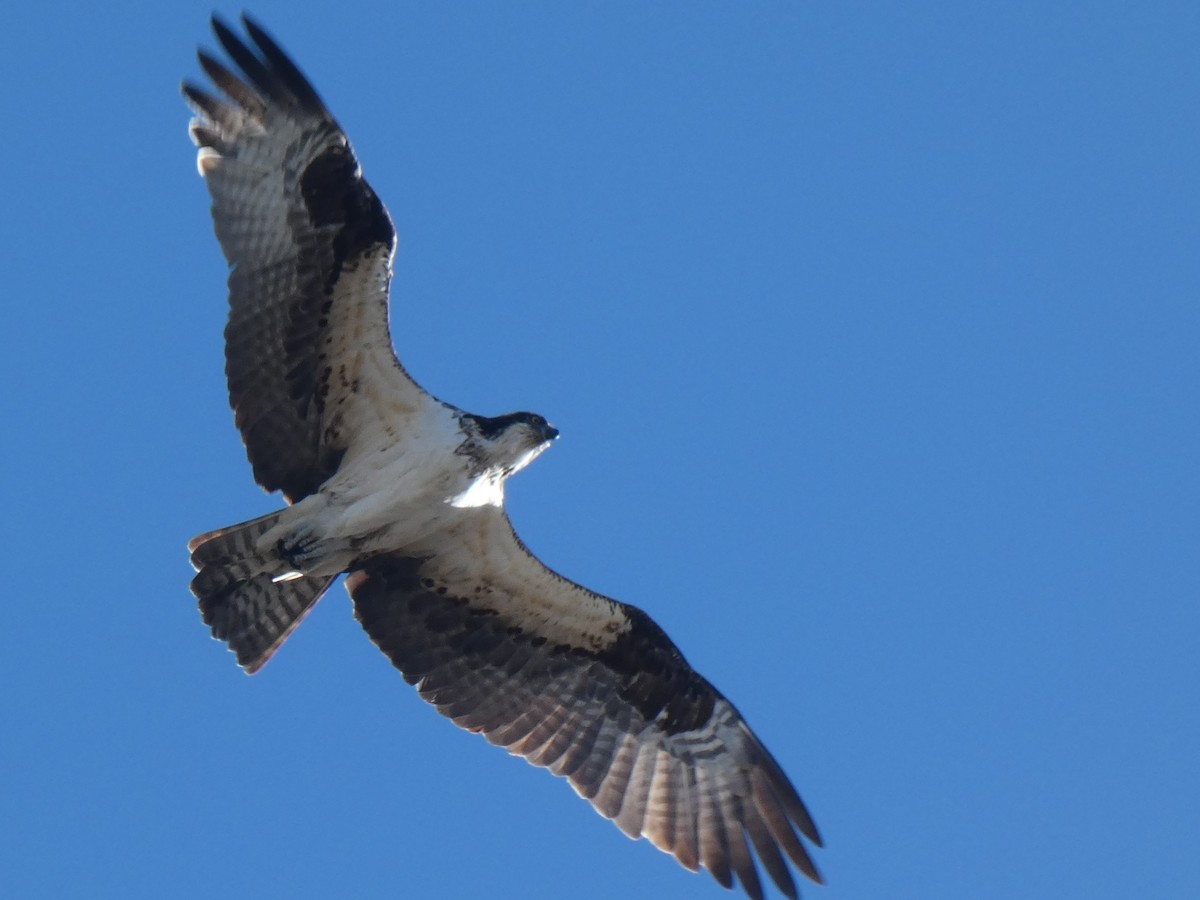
184;15;822;898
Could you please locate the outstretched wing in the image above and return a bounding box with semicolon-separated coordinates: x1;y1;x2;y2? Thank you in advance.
183;15;427;502
347;507;822;900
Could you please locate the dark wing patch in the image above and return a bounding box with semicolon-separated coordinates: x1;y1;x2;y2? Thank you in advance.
347;546;822;900
184;15;399;502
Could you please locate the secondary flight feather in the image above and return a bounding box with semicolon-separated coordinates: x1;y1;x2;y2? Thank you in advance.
183;15;823;899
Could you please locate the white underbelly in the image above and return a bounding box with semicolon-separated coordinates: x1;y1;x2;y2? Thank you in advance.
315;408;487;552
259;397;494;574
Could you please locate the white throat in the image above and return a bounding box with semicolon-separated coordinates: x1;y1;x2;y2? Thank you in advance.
448;471;505;508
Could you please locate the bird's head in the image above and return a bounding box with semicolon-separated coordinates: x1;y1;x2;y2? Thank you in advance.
465;411;559;477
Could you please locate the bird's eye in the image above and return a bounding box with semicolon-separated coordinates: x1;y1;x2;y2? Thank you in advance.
530;415;545;428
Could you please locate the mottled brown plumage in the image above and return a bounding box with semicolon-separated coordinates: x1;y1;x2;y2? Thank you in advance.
185;16;404;502
348;507;821;898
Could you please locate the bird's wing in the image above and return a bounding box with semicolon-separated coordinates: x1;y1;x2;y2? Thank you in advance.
346;506;822;900
184;15;427;502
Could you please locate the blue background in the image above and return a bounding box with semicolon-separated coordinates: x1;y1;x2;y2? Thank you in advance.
2;3;1197;898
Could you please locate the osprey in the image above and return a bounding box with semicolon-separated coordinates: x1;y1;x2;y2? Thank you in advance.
184;16;822;899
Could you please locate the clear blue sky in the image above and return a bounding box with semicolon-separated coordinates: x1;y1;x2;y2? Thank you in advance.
1;2;1197;898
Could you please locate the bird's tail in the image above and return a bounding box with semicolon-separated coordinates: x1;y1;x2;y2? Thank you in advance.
188;511;336;673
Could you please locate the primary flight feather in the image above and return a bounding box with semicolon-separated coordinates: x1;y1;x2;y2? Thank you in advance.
184;15;823;899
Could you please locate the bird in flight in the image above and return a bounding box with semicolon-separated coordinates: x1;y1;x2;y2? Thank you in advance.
183;15;823;898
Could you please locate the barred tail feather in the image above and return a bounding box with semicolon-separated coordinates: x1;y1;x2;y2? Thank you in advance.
189;511;336;673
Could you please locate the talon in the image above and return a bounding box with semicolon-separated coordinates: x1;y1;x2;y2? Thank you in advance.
277;537;299;567
278;531;320;568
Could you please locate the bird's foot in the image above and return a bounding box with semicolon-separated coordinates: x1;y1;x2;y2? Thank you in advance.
277;523;327;570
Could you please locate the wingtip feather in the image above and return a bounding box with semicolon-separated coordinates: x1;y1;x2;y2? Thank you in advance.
239;13;326;113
